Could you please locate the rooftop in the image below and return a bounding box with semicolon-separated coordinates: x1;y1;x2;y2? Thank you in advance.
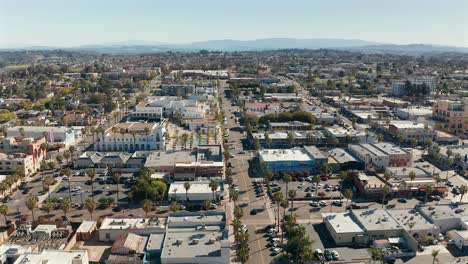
322;213;364;234
13;250;88;264
329;148;358;164
259;148;312;162
352;209;401;231
100;217;166;230
386;209;439;231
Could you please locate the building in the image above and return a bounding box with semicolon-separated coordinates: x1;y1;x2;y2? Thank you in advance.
432;98;468;135
0;136;46;174
388;121;436;144
348;142;412;170
76;221;97;241
98;217;167;242
249;130;326;148
258;146;326;173
168;181;224;202
145;145;224;180
159;84;195;96
268;121;311;131
448;230;468;254
324;126;377;144
7;126;79;147
74;151;147;173
160;212;229;264
328;148;364;171
433;144;468;175
95;122;166;151
385;209;440;239
12;250;89;264
392;77;436;96
396;107;433;121
0;153;36;176
418;204;468;233
322;212;365;245
132;96;209;120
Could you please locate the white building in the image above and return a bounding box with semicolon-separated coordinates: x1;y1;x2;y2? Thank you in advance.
98;217;167;242
396;107;433;121
7;126;79;147
168;181;223;202
95;122;166;151
13;250;89;264
132;96;209;120
324;126;377;144
388;121;436;144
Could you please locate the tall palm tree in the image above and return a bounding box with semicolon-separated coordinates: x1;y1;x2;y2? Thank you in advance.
142;199;152;216
62;168;72;201
86;168;96;202
381;186;390;208
273;192;283;230
183;182;191;202
113;173;121;207
209;179;219;202
0;204;9;225
459;185;468;203
42;200;54;220
189;132;194;149
84;198;97;220
343;189;353;211
230;189;239;205
63;150;71;166
288;189;297;215
43;176;55;201
180;133;189;149
60;198;71;220
25;196;38;221
283;173;291;197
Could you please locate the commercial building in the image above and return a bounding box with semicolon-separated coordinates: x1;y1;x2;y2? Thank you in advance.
432;98;468;135
434;144;468;175
392;77;436;96
98;217;167;242
159;84;195;96
12;250;89;264
258;146;326;173
7;126;79;147
95;122;166;151
145;145;224;180
131;96;209;120
74;151;147;173
417;204;468;233
268;121;311;131
324;126;377;144
388;121;436;144
0;153;36;176
0;136;46;175
322;212;365;245
396;107;433;121
328;148;364;171
348;142;412;170
448;230;468;254
249;130;326;148
168;181;224;202
161;212;229;264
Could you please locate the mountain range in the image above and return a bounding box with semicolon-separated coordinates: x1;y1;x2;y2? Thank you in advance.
3;38;468;55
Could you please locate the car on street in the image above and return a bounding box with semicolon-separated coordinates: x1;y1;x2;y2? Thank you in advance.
324;249;333;261
315;249;325;261
210;204;218;209
332;200;343;206
310;201;319;207
319;201;327;207
250;209;258;215
397;198;407;203
331;250;340;260
272;247;282;255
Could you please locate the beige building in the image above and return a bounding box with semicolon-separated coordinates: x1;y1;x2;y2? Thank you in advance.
433;98;468;135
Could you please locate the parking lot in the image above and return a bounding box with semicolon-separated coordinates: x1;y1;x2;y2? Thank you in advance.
270;177;343;200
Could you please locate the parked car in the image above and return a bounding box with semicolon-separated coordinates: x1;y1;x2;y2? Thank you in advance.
315;249;325;261
331;250;340;260
324;249;333;261
319;201;327;207
272;247;282;255
332;200;343;206
250;209;258;215
310;201;319;207
397;198;407;203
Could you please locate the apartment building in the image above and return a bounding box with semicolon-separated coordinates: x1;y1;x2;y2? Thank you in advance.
95;122;166;151
432;98;468;135
159;84;195;96
7;126;79;147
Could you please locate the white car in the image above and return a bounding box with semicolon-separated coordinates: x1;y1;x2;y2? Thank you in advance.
272;247;283;254
310;201;319;207
319;201;327;207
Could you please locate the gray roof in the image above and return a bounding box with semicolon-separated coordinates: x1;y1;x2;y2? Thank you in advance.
352;209;401;232
303;145;326;160
329;148;358;163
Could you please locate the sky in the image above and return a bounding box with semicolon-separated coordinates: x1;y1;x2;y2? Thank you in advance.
0;0;467;48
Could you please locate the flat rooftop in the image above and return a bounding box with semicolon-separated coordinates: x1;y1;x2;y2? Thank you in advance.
147;233;165;251
169;181;221;195
386;209;438;232
352;209;401;232
259;148;312;162
100;217;166;230
161;229;228;259
323;213;364;234
14;250;88;264
418;204;468;221
329;148;358;163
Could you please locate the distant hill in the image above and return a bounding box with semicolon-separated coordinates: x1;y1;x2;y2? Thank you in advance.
2;38;467;55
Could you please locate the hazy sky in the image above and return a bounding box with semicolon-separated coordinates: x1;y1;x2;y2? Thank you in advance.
1;0;467;48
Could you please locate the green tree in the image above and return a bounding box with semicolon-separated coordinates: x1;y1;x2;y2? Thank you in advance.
203;200;212;211
41;200;54;220
431;249;440;264
230;189;239;205
460;185;468;203
288;189;297;215
183;182;191;202
0;204;9;224
60;198;71;219
86;168;97;202
381;186;390;208
409;171;416;186
425;185;433;203
209;179;219;202
170;201;180;212
343;189;353;209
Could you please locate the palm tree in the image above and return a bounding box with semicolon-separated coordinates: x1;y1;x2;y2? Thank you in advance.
209;179;219;202
273;192;283;230
25;195;38;221
142;199;152;216
84;198;97;220
180;133;189;149
113;173;121;207
381;186;390;208
86;168;96;202
431;249;440;264
343;189;353;210
189;132;194;149
230;189;239;205
43;176;55;201
283;173;291;197
236;241;250;264
409;171;416;186
62;168;72;201
60;198;71;220
42;200;54;220
63;150;71;166
0;204;8;225
183;182;191;202
231;217;241;232
459;185;468;203
288;189;297;215
233;206;244;219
